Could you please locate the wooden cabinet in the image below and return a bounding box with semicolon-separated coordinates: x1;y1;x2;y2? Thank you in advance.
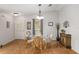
60;33;71;49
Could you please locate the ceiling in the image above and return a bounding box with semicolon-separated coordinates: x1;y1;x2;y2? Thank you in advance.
0;4;65;16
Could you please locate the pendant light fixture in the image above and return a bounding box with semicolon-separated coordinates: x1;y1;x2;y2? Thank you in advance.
36;4;44;20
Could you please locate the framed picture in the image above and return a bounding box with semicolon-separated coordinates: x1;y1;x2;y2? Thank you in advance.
63;21;69;28
27;22;31;30
6;21;10;28
48;22;53;26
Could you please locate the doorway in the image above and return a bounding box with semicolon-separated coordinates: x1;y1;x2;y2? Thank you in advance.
33;19;43;36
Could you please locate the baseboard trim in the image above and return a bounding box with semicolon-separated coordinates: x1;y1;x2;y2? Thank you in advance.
71;49;78;54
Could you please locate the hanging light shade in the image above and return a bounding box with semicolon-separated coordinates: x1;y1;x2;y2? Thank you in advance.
36;4;44;20
36;16;44;19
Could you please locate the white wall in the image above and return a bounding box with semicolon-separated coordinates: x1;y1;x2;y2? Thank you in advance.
0;13;14;45
59;5;79;53
43;12;58;40
14;11;58;40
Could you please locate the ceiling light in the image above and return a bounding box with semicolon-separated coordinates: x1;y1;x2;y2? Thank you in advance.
48;4;52;7
38;4;42;6
35;4;44;20
13;13;19;16
36;16;44;20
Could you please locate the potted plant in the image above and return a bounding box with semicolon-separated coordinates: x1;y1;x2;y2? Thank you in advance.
61;29;65;33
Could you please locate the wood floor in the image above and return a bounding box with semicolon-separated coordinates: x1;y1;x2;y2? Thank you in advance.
0;39;77;54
